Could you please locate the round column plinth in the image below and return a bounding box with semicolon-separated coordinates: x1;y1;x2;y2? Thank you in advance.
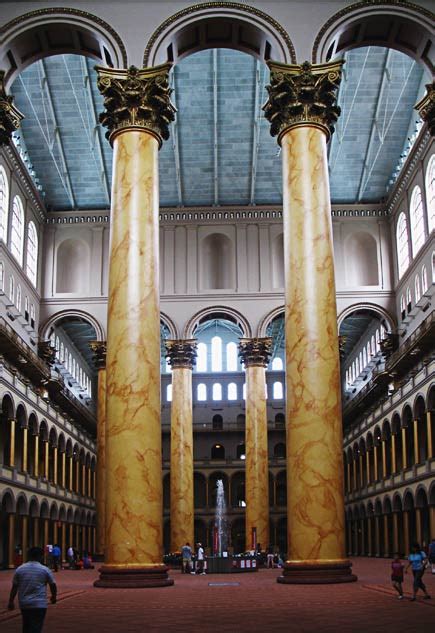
94;565;174;588
277;560;357;585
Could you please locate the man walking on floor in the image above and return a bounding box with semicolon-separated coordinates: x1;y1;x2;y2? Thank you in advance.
7;546;57;632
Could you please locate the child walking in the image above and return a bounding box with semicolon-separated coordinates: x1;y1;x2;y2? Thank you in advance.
391;553;404;599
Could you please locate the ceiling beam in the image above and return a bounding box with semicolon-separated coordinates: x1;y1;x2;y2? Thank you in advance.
38;60;76;208
170;67;183;206
213;49;219;206
80;57;111;206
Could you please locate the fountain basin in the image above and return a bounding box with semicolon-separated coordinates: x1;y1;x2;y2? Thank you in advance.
206;556;258;574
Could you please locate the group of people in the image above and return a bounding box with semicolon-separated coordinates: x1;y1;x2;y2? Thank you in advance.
181;542;206;574
391;540;435;601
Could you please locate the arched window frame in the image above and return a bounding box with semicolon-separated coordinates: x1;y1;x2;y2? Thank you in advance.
9;275;14;302
16;283;21;311
0;165;9;243
10;195;25;265
425;154;435;234
196;342;207;372
422;265;428;293
396;212;410;278
415;274;421;303
227;382;237;400
273;381;283;399
362;347;367;368
406;287;412;309
0;261;4;292
197;383;207;401
226;342;238;371
211;336;222;372
212;383;222;401
271;357;283;371
166;384;172;402
409;186;425;256
400;294;405;314
26;221;38;286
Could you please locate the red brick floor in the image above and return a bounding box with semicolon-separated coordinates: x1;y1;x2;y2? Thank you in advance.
0;558;434;632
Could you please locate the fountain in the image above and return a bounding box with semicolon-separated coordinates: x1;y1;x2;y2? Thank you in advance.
206;479;257;574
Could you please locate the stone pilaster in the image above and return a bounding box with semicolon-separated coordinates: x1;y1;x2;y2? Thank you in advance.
165;339;197;552
94;64;175;588
264;60;355;584
239;337;272;552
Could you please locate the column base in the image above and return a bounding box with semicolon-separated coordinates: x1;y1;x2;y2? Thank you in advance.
277;559;357;584
94;565;174;588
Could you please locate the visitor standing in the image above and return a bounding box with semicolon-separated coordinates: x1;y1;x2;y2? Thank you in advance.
391;553;404;599
67;545;75;569
196;543;206;574
429;538;435;574
266;545;274;569
181;542;192;574
405;543;431;601
52;544;61;572
7;546;57;633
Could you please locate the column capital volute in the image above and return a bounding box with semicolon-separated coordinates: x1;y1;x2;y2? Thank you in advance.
263;59;343;144
165;339;197;369
415;81;435;136
89;341;107;370
0;70;24;146
238;337;272;368
96;64;176;147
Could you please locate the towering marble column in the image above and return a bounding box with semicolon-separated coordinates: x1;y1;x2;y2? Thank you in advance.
264;60;355;583
0;70;24;145
165;339;197;552
94;64;175;588
239;338;272;551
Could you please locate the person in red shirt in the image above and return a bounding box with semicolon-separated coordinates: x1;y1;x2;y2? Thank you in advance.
391;553;404;599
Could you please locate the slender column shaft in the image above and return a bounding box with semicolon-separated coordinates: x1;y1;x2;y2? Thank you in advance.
44;442;49;479
381;441;386;479
366;452;370;485
53;447;58;485
75;460;79;493
373;446;378;481
427;411;433;459
169;366;194;550
87;467;91;498
104;130;164;572
22;516;28;563
82;464;86;496
403;512;410;555
360;519;365;555
9;418;15;467
429;507;435;541
392;513;399;554
383;515;389;557
69;524;73;550
34;435;39;477
33;518;39;547
61;452;66;488
61;523;66;562
22;427;28;472
374;517;380;556
8;514;15;568
367;517;373;556
359;455;364;488
346;463;351;493
415;508;422;544
352;460;357;491
44;519;49;552
53;522;58;547
413;420;419;464
69;456;73;491
402;428;407;469
391;435;397;474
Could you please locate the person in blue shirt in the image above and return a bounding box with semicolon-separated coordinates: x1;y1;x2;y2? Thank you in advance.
405;542;431;601
7;546;57;632
52;544;61;572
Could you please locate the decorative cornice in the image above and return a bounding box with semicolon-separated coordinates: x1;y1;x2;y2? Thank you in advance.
312;0;435;63
143;2;296;66
2;143;46;222
96;64;176;146
0;71;24;146
165;339;197;369
0;7;128;69
89;341;107;370
263;60;343;143
239;337;272;367
415;82;435;137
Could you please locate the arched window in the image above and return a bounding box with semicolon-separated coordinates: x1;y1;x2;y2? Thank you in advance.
415;274;421;303
406;287;412;310
212;383;222;401
380;324;386;340
422;265;428;293
396;212;409;278
227;383;237;400
371;335;376;356
226;342;238;371
9;275;14;302
366;342;371;361
196;342;207;372
242;383;246;400
400;294;405;315
166;384;172;402
362;347;367;368
212;414;223;430
16;284;21;311
0;165;9;243
271;357;283;370
409;186;425;256
0;261;4;292
355;357;360;376
211;444;225;459
68;353;72;373
273;381;283;399
425;154;435;233
10;195;25;265
26;221;38;285
60;342;64;362
359;352;363;371
211;336;222;372
197;383;207;401
30;304;35;325
375;330;380;352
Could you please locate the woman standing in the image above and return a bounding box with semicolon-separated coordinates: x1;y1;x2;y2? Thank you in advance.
405;543;431;602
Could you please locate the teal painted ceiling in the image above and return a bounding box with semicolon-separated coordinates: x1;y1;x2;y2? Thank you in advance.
10;47;427;211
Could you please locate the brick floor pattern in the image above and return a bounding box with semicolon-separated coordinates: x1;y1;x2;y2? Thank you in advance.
0;559;434;632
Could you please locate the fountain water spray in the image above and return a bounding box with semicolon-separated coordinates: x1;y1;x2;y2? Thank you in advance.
215;479;228;556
